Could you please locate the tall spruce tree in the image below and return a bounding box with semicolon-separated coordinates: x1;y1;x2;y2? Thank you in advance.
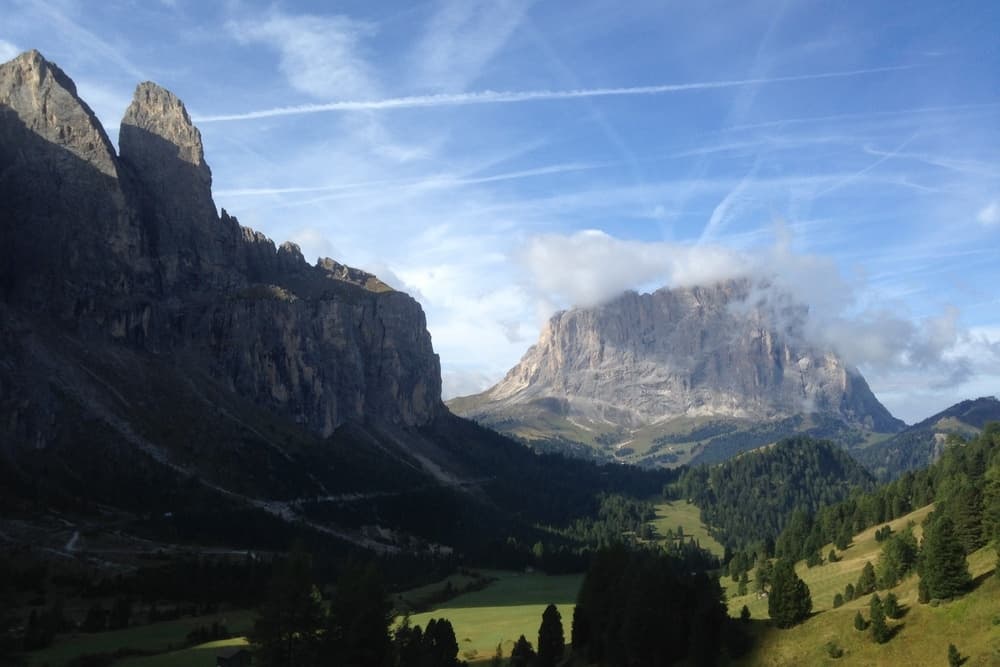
767;560;812;628
918;515;971;599
537;604;565;667
326;563;393;666
869;594;890;644
251;548;325;667
856;561;877;596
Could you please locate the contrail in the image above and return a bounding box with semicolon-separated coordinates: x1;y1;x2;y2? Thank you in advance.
193;65;916;123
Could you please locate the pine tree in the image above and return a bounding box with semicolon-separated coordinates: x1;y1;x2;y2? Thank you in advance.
510;634;535;667
767;560;812;628
869;594;890;643
832;593;844;608
738;571;748;596
948;643;962;667
421;618;461;667
948;480;985;554
844;582;855;601
919;515;972;599
853;610;866;631
326;563;393;666
883;592;901;619
740;605;751;623
856;561;876;596
537;604;564;667
250;548;325;667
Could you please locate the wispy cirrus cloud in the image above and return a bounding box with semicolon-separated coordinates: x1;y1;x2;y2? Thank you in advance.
978;200;1000;226
14;0;147;81
193;64;916;122
412;0;532;91
227;11;379;100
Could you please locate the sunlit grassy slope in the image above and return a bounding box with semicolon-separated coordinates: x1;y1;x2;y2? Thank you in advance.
723;504;1000;666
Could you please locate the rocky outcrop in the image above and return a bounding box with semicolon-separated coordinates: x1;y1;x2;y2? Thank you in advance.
0;50;442;440
456;281;902;432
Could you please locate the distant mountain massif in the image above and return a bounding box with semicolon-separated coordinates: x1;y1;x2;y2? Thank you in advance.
450;282;905;467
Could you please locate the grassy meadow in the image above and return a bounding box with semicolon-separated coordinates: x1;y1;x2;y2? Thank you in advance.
650;499;726;557
725;503;1000;666
405;570;582;664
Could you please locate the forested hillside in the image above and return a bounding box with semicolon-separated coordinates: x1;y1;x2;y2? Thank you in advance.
773;422;1000;564
669;437;874;550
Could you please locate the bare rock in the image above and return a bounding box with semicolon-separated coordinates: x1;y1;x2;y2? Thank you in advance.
457;281;901;432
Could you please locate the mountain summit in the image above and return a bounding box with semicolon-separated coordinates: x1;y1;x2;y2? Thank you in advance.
450;281;903;466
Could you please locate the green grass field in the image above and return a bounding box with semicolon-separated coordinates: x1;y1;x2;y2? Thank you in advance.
27;609;254;667
650;500;726;557
725;504;1000;666
405;570;582;664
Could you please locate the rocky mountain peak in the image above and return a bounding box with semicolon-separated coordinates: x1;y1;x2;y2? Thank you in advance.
2;49;443;439
451;280;903;465
0;49;118;178
120;81;210;183
118;81;238;289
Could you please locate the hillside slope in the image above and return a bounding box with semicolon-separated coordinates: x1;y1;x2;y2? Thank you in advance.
726;504;999;666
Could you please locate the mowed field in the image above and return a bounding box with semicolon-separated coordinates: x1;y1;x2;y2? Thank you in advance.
724;504;1000;666
406;570;582;664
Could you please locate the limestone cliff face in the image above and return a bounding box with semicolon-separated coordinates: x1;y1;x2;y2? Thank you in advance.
462;282;901;432
119;81;243;291
0;50;147;309
0;50;441;438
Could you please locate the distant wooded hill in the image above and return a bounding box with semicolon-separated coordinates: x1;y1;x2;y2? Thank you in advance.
855;396;1000;480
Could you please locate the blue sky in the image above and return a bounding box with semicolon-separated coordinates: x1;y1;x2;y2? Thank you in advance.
2;0;999;422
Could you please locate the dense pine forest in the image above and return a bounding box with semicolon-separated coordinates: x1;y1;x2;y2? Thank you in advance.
668;437;875;551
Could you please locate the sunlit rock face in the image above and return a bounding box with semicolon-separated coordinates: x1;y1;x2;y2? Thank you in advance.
455;280;902;432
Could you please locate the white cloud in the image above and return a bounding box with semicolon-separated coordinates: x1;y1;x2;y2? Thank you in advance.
0;39;20;62
228;12;379;100
518;229;751;309
977;199;1000;226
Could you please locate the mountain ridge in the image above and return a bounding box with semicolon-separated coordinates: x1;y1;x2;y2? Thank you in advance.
450;281;903;466
855;395;1000;480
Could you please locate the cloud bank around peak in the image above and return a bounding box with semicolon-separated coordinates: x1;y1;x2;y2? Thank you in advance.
518;229;752;308
517;229;999;398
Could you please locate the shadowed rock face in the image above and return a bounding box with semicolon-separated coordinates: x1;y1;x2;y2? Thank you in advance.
0;50;441;439
119;81;242;291
455;281;902;433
